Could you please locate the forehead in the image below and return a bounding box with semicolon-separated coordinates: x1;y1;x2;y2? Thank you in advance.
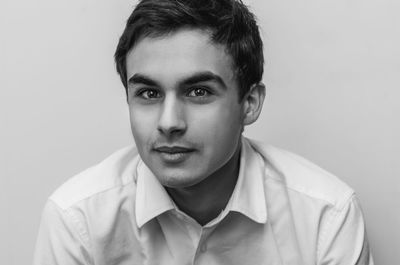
125;29;237;87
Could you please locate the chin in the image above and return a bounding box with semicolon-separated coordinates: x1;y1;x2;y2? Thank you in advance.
157;173;204;189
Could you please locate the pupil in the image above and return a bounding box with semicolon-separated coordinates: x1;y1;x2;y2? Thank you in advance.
196;89;204;96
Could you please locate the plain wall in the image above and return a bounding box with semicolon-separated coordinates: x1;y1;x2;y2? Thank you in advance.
1;0;399;264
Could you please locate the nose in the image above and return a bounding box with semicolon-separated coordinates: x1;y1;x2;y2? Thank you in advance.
157;95;186;137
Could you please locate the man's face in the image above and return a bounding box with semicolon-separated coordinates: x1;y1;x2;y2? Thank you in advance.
126;29;246;188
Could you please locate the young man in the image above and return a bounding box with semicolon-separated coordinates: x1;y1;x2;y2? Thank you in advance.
34;0;374;264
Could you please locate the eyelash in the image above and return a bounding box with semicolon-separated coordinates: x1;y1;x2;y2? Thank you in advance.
186;87;211;97
136;88;161;99
134;86;213;101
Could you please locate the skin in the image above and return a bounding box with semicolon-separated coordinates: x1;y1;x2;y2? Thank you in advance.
125;29;265;225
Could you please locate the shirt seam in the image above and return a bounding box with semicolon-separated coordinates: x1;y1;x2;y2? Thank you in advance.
53;178;135;211
49;198;93;264
265;177;354;211
316;194;355;261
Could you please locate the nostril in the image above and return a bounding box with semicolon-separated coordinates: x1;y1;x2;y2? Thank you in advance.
157;114;186;136
157;126;185;137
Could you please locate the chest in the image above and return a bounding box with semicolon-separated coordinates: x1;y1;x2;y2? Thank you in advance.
91;212;312;265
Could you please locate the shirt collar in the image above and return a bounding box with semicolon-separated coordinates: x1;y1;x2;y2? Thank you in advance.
226;137;268;224
135;137;267;228
135;160;175;228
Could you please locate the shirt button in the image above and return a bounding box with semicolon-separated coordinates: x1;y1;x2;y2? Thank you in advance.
174;212;182;219
200;243;207;253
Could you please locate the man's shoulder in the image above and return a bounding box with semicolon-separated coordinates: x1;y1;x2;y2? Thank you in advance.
248;138;354;210
49;145;140;210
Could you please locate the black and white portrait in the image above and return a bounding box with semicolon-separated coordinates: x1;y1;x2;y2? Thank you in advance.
1;0;399;264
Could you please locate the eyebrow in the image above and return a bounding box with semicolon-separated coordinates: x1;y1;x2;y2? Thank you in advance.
181;71;227;89
128;74;159;87
128;71;227;90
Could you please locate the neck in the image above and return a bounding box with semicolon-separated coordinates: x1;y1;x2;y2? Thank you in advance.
165;143;241;226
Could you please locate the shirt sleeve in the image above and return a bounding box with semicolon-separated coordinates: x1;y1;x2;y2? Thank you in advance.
317;195;374;265
33;200;92;265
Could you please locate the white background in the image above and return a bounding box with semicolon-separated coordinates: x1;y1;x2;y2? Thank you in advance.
1;0;399;264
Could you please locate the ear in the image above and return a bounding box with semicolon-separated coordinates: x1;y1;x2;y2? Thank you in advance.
242;82;266;126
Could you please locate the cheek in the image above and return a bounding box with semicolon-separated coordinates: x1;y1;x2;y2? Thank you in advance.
191;103;243;144
129;107;157;146
196;108;242;170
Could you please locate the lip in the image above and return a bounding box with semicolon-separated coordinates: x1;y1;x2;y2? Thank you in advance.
154;146;195;154
153;146;195;163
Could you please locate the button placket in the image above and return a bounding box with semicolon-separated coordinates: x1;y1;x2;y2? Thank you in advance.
196;227;213;255
200;243;207;253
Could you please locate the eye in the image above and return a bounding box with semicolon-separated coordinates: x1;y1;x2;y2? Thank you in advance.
187;87;210;97
137;88;161;100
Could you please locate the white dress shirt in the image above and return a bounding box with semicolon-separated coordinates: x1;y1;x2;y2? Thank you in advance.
34;137;374;265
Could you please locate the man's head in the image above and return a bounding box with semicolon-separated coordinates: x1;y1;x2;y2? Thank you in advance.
114;0;265;188
115;0;264;100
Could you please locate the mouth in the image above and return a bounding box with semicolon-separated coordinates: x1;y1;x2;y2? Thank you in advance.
153;146;196;163
154;146;195;154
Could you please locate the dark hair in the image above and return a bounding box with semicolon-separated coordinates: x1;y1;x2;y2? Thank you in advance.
114;0;264;100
